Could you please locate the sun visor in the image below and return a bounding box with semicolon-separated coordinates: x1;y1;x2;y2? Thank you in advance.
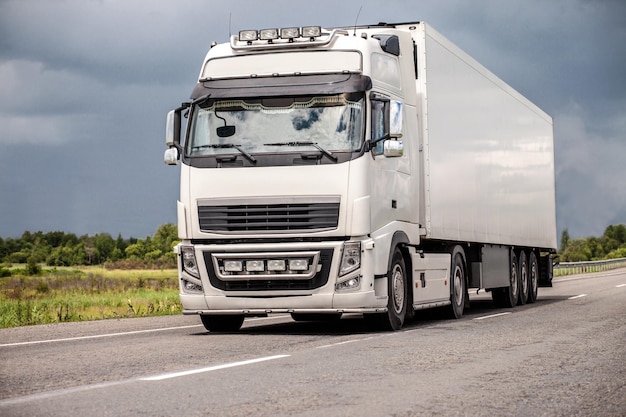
190;73;372;100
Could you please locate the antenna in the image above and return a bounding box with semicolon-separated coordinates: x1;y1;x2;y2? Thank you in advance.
229;12;232;38
353;5;363;36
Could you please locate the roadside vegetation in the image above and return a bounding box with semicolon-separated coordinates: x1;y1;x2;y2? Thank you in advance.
559;224;626;261
0;224;180;328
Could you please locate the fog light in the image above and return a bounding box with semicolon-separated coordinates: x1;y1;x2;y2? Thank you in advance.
184;280;202;292
267;260;286;271
336;276;361;291
246;260;265;272
224;260;243;272
289;259;309;271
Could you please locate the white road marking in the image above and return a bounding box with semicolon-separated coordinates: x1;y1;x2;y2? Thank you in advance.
568;294;588;300
616;284;626;288
317;337;373;349
0;315;290;348
0;380;131;406
0;324;203;348
140;355;291;381
473;312;512;321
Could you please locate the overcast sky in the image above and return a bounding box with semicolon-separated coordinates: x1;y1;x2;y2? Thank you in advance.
1;0;625;241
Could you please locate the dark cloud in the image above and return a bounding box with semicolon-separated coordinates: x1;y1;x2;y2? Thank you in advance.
0;0;625;239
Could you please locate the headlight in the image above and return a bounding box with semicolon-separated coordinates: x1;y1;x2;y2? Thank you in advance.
339;241;361;276
181;246;199;278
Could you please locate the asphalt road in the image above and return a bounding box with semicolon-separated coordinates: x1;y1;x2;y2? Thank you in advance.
1;270;625;417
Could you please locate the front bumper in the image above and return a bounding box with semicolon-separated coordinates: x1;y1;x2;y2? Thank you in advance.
177;239;386;314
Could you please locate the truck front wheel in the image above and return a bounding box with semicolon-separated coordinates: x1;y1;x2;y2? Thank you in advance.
365;248;408;331
200;314;245;333
448;250;466;319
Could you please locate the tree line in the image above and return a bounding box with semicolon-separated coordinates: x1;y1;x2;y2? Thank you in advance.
559;224;626;262
0;224;179;271
2;222;625;270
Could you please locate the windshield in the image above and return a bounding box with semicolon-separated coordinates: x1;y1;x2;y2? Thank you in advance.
186;94;364;158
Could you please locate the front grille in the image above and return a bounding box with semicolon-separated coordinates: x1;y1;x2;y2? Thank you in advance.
198;201;340;233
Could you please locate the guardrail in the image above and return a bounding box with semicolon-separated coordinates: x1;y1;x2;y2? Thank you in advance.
553;257;626;277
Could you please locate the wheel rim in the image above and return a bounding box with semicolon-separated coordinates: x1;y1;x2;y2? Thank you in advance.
510;259;519;300
521;258;528;295
453;265;463;307
530;260;538;295
391;264;405;314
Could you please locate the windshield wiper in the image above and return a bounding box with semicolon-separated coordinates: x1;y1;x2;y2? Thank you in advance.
264;141;337;162
194;144;257;164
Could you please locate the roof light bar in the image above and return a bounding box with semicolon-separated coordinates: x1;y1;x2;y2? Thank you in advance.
239;26;323;42
232;25;337;50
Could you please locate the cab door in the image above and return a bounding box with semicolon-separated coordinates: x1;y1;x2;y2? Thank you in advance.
369;93;412;233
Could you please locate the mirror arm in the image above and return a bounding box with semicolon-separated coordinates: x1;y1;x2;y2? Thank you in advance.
368;134;389;150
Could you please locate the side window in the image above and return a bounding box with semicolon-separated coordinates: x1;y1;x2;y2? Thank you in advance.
370;95;389;155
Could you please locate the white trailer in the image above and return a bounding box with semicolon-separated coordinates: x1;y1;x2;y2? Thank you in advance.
164;22;556;331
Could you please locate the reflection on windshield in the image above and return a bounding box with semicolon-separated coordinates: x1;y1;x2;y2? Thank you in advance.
186;94;364;157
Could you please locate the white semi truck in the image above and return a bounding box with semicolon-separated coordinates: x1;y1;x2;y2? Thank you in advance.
164;21;557;331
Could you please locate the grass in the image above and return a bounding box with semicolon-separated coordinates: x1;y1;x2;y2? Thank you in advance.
0;265;181;328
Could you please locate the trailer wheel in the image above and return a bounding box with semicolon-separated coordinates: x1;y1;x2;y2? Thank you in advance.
448;250;466;319
200;314;245;332
365;248;408;331
492;250;519;308
517;250;529;305
527;252;539;303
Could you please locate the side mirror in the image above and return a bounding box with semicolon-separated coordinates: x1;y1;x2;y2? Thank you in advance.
390;100;403;137
165;110;177;147
383;140;403;157
164;147;179;165
164;103;189;166
368;95;404;155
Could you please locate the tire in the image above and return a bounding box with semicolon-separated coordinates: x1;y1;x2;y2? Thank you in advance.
527;252;539;303
290;313;342;322
448;249;466;319
492;250;518;308
517;250;529;305
200;314;245;332
364;248;408;331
